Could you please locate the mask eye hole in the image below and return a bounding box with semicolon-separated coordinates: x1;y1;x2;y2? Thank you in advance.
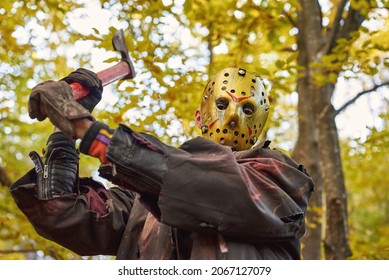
216;98;229;110
243;103;255;115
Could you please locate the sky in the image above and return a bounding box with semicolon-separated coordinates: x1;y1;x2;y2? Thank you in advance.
334;77;388;140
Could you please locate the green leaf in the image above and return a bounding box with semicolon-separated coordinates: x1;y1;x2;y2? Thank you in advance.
256;67;271;76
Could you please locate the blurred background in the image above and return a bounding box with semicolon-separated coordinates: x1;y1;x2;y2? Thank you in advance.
0;0;388;260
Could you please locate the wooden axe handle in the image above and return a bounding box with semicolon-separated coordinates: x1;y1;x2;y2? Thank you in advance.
70;60;133;100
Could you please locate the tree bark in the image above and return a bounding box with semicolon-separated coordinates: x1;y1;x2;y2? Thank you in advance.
295;0;363;259
313;84;352;259
293;8;323;260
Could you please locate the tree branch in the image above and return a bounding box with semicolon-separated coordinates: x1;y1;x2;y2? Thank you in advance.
323;0;348;54
338;5;365;40
335;82;389;116
0;166;12;187
282;9;297;28
207;22;214;75
0;249;37;254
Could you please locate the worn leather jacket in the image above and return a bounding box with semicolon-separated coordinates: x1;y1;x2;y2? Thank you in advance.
10;123;314;259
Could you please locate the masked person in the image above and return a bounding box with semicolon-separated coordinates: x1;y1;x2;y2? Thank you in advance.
10;67;314;260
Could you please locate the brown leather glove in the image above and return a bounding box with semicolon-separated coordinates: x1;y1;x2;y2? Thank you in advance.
61;68;103;113
28;80;91;138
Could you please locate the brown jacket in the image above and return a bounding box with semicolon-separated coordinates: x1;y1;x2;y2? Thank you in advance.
10;124;314;259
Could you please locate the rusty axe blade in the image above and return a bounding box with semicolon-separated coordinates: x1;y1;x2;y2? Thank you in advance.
112;29;136;80
70;29;136;100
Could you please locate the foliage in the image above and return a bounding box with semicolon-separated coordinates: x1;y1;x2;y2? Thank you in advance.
341;109;389;259
0;0;388;259
0;0;86;260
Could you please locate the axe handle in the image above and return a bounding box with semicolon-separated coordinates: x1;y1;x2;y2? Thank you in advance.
70;60;132;100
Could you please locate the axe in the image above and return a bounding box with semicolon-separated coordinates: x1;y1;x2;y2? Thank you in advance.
69;29;136;100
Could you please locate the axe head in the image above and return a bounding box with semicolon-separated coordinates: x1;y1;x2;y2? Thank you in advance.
112;29;136;79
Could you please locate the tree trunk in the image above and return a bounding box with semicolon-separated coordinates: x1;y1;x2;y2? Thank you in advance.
313;84;352;259
295;0;356;259
293;10;323;260
294;77;323;260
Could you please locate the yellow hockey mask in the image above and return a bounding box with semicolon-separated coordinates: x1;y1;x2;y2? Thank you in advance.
199;67;270;151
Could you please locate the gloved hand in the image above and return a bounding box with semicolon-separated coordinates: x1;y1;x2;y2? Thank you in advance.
43;131;76;161
28;80;91;138
30;132;79;199
61;68;103;112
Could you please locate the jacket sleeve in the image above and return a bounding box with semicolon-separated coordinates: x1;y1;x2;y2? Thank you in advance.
9;169;134;256
105;124;314;242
